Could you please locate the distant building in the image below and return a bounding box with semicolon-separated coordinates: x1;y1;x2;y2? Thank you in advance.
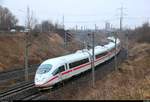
105;22;111;31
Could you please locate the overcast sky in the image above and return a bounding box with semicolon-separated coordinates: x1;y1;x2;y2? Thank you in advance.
1;0;150;29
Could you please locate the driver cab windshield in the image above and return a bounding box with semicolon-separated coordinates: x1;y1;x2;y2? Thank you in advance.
37;64;52;74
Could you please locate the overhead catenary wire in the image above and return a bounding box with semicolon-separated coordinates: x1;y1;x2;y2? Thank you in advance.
66;30;96;88
65;32;87;45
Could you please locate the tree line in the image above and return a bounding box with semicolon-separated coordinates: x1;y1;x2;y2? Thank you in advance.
0;5;73;41
0;5;63;33
0;5;18;31
125;22;150;43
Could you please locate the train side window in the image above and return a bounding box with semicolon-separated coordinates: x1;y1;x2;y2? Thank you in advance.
69;58;89;69
52;65;65;75
58;65;65;72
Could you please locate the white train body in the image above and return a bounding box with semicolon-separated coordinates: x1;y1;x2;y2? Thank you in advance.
34;37;121;88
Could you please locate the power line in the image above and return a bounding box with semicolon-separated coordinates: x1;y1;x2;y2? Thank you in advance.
67;28;97;88
65;18;118;24
114;32;117;71
65;32;85;45
62;15;67;49
120;6;123;31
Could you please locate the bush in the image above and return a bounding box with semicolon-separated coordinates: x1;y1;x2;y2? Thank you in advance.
127;22;150;43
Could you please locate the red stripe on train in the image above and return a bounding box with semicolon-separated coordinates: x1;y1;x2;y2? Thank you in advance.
41;63;91;86
62;70;72;75
73;62;91;71
35;75;58;87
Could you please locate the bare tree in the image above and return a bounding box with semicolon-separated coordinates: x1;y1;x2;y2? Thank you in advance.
25;6;37;30
129;22;150;43
0;5;18;31
24;6;37;81
41;20;54;32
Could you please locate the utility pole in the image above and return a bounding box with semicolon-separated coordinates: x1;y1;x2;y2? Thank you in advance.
118;5;126;32
91;24;97;88
84;26;86;31
64;32;67;49
24;6;32;81
83;40;87;49
95;24;97;44
61;15;66;88
62;15;64;29
119;6;123;31
114;32;117;71
24;6;30;81
95;24;97;31
0;11;1;25
81;26;83;31
25;31;29;81
92;31;95;88
63;15;67;49
126;32;129;59
24;30;31;81
76;25;78;31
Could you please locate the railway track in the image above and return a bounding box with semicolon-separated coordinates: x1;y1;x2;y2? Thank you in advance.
0;81;39;101
22;91;49;100
0;64;39;81
0;64;39;92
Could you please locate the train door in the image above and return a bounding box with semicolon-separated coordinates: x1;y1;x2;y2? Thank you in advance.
57;65;65;82
62;63;70;79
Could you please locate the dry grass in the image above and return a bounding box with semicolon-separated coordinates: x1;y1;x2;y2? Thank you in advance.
0;32;81;72
85;44;150;100
63;42;150;100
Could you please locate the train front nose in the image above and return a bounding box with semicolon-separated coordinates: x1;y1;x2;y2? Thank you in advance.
34;74;54;87
34;74;47;86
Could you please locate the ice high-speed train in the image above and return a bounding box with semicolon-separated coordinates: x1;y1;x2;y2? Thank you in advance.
34;36;121;88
